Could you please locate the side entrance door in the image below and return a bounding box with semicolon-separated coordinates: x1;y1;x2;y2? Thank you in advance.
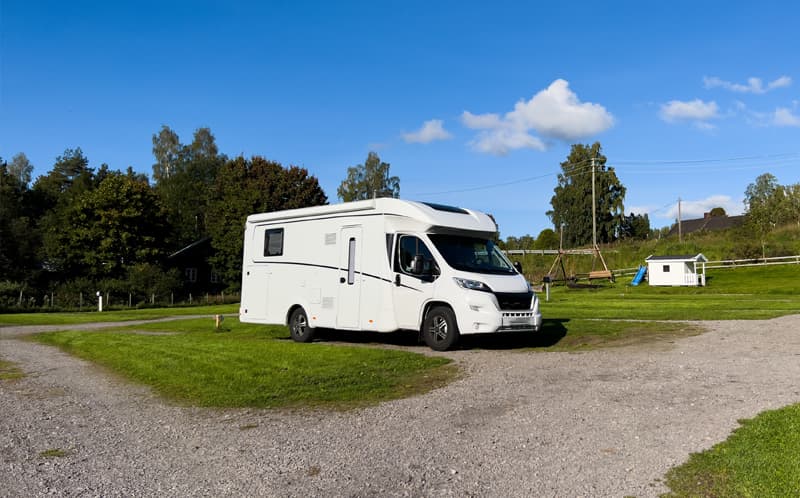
337;226;362;329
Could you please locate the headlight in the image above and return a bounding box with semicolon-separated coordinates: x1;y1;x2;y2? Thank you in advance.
453;277;493;292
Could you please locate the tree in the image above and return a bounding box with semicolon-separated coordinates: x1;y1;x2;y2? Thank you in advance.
151;126;225;248
708;207;726;217
534;228;558;249
41;171;167;280
337;152;399;201
618;212;651;240
9;153;33;187
32;148;94;212
207;156;328;287
0;158;39;281
152;126;182;182
547;143;626;247
744;173;784;238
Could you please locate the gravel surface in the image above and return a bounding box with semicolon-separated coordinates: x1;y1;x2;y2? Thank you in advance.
2;315;800;497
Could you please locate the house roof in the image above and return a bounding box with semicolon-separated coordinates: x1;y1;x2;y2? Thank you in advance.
667;215;744;237
168;236;212;259
646;253;708;262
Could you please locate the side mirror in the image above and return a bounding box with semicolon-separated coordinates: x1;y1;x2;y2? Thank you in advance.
411;254;425;274
513;261;523;273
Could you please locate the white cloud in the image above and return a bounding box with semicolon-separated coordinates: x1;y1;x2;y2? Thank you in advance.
703;75;792;94
470;129;546;155
664;195;744;220
773;107;800;126
625;205;655;217
660;99;719;123
461;111;503;129
461;79;614;155
402;119;452;143
731;101;800;127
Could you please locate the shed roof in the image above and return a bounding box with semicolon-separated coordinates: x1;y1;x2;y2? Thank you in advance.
646;253;708;262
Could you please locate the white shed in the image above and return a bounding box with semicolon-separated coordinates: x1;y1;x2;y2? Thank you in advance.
645;254;708;287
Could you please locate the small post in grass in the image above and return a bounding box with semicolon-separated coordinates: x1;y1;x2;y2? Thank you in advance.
214;314;224;330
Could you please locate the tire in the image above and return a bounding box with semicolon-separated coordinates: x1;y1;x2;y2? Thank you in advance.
289;307;315;343
423;306;460;351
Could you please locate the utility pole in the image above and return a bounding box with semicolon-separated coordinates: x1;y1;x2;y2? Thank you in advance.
678;197;683;243
591;157;597;248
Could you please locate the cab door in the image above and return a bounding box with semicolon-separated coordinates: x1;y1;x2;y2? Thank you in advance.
392;234;438;329
336;226;362;329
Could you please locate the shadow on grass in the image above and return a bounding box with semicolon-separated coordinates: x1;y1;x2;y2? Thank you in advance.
310;318;570;351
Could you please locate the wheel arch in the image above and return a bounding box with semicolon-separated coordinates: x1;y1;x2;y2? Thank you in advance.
420;300;453;331
285;304;305;327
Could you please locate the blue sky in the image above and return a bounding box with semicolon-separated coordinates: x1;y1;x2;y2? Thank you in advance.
2;1;799;237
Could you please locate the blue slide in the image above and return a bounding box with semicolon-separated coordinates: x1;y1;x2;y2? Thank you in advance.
631;265;647;286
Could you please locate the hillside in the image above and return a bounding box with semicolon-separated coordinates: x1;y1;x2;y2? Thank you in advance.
508;224;800;283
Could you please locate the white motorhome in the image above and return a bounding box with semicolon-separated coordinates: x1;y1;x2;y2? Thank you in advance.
239;198;541;350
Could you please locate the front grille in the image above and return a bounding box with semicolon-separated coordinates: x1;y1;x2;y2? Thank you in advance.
494;291;533;310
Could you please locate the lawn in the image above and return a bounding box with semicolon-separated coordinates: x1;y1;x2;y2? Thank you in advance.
663;403;800;497
31;318;457;410
541;264;800;321
0;304;238;326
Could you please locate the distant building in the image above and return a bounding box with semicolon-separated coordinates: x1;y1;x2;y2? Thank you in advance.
167;237;225;294
667;212;745;237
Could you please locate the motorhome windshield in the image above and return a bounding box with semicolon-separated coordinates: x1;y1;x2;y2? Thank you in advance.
429;234;516;275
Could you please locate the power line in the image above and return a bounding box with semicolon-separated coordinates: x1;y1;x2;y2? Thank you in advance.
407;152;800;197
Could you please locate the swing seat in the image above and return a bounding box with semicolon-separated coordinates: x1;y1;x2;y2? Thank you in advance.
588;270;613;280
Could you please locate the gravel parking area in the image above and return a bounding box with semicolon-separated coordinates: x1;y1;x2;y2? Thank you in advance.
2;315;799;497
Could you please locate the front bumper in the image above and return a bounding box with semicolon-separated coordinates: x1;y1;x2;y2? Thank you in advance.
457;291;542;335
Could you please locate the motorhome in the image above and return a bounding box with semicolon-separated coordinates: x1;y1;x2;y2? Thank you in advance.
239;198;541;350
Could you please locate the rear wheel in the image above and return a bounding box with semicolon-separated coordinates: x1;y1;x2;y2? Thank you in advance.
289;307;315;343
423;306;460;351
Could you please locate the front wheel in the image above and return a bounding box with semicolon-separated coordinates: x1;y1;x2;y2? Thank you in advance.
289;307;315;343
423;306;460;351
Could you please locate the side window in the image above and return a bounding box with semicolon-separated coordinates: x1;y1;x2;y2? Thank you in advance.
185;267;198;282
663;265;670;273
395;235;438;276
263;228;284;257
347;237;356;285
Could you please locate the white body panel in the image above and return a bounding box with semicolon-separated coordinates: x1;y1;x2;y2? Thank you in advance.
240;198;542;335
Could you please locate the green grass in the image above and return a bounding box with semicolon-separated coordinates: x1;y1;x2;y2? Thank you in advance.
0;359;24;380
0;304;238;326
38;448;70;458
541;265;800;321
31;318;457;410
663;403;800;497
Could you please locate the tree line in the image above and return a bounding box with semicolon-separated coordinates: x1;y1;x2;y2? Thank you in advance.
2;130;796;309
0;127;329;309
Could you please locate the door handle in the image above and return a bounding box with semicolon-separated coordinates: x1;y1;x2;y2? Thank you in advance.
340;277;346;283
394;274;401;286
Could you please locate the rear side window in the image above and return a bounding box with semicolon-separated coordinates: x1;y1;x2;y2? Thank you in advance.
264;228;284;256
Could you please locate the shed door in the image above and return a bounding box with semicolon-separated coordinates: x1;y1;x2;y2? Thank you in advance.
337;226;362;328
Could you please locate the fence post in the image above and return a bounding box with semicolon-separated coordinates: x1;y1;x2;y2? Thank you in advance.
189;293;192;304
79;292;83;311
129;293;132;308
171;293;174;306
51;292;54;308
151;293;155;305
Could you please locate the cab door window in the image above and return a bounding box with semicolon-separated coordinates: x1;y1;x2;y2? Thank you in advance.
395;235;439;278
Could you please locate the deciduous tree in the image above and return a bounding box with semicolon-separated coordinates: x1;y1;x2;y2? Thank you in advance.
207;156;328;287
546;143;626;247
337;152;399;201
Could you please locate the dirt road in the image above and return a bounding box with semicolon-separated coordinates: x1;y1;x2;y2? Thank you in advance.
2;315;799;497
